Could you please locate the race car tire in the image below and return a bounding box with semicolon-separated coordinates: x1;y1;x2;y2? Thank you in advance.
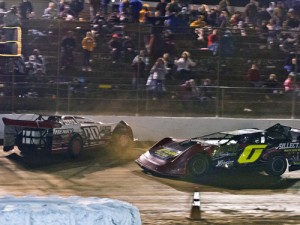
187;154;211;178
68;136;83;158
265;155;287;176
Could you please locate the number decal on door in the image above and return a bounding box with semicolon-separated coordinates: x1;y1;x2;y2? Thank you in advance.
238;144;267;164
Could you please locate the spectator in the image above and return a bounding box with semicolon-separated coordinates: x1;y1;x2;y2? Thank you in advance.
283;72;298;93
69;0;84;20
122;35;135;62
43;2;57;19
27;49;46;74
190;15;206;28
139;4;152;23
146;57;168;99
273;1;287;26
263;73;283;99
81;31;96;71
162;52;175;80
207;7;219;26
218;0;230;15
101;0;110;15
61;30;77;71
3;5;21;27
89;0;100;21
19;0;34;21
218;10;230;28
119;0;130;15
57;0;68;18
207;29;219;55
146;10;174;59
166;0;181;15
199;78;214;101
129;0;142;23
108;33;122;63
131;49;147;89
156;0;167;17
174;51;197;81
179;79;200;99
244;0;258;27
246;63;261;87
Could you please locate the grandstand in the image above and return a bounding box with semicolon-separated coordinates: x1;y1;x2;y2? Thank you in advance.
0;0;299;118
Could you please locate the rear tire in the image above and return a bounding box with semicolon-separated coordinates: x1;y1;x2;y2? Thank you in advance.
187;154;211;178
265;155;287;176
68;136;83;158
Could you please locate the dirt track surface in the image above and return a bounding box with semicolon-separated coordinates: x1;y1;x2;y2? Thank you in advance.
0;145;300;224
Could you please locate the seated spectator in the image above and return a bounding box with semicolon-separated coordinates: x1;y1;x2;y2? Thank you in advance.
179;79;200;99
27;49;46;75
19;0;34;21
284;72;299;93
122;35;135;62
174;51;197;81
262;73;283;99
199;78;214;101
246;63;261;87
3;5;21;27
43;2;57;19
108;33;122;63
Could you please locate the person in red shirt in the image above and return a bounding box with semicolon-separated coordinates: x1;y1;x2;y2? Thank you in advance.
207;29;219;55
246;63;261;87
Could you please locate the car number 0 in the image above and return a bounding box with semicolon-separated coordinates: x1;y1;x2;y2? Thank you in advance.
237;144;267;164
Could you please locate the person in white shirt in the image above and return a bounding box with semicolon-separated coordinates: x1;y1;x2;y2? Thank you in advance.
174;51;196;81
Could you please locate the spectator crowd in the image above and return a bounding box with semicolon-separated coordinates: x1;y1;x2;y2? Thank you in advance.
0;0;299;101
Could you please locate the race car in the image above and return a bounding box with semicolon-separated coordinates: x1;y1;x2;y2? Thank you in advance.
2;114;134;157
136;123;300;178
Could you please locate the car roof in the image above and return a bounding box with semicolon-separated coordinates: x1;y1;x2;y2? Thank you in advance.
220;129;264;136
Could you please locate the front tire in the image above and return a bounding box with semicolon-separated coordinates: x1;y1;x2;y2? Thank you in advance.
187;154;211;178
265;155;287;176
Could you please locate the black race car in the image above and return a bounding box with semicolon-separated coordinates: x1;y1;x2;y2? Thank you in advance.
136;123;300;178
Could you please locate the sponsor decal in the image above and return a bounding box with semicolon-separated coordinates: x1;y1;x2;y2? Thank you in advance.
216;160;235;168
54;128;73;135
289;153;300;165
213;145;239;158
155;148;178;158
237;144;267;164
278;142;300;152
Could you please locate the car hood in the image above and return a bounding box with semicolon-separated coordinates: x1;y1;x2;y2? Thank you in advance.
149;138;216;160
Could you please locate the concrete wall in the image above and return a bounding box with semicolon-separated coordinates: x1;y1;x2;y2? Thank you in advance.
1;114;299;142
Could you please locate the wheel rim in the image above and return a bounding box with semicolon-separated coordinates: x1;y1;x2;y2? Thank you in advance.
272;157;285;173
190;157;207;176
